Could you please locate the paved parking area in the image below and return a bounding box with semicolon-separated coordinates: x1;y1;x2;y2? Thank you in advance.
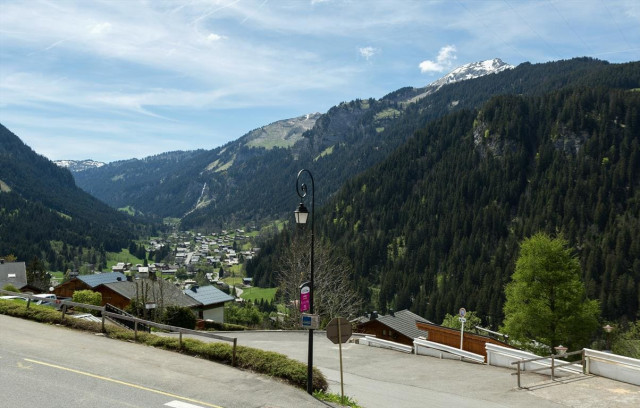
214;330;640;408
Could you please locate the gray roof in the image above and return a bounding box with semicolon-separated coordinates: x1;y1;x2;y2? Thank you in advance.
184;285;234;306
0;262;27;289
101;280;200;308
375;310;433;340
78;272;126;288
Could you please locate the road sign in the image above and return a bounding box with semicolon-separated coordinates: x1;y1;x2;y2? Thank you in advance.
459;307;466;317
459;317;466;323
301;313;319;329
326;317;352;344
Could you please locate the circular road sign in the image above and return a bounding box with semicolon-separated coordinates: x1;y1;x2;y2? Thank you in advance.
459;308;466;317
326;317;352;344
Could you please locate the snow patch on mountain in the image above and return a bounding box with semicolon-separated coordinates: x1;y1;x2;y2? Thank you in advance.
55;159;106;172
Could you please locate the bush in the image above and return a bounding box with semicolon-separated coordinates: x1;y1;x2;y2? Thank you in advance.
72;290;102;315
200;320;246;331
163;305;196;329
2;284;20;293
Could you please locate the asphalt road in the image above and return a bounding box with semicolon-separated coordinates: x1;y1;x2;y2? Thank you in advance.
200;330;640;408
0;315;326;408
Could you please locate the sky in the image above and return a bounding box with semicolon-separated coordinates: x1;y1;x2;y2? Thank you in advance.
1;0;639;163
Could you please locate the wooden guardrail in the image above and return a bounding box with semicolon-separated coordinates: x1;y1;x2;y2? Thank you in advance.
1;289;238;366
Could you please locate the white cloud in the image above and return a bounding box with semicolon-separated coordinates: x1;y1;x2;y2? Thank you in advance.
419;44;457;73
359;46;379;60
206;33;227;42
90;22;112;35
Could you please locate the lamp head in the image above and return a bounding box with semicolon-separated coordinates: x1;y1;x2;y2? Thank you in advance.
295;202;309;224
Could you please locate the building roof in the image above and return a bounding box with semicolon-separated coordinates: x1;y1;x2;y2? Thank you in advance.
0;262;27;289
78;272;127;288
101;279;200;308
184;285;234;306
372;309;433;340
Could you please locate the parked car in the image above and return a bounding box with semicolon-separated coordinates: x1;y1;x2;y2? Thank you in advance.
0;295;28;302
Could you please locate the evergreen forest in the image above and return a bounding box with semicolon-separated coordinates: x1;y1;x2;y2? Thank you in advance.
0;125;145;270
248;85;640;327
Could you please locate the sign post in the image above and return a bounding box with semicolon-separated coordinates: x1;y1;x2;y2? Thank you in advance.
326;317;352;405
458;308;466;350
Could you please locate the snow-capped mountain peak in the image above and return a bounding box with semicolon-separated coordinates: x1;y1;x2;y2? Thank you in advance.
429;58;514;89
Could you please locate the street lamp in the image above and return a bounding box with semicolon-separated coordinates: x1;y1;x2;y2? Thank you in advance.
295;169;315;395
603;324;613;351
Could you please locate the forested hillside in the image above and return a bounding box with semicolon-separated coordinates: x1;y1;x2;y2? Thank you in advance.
70;59;637;230
0;125;143;270
249;85;640;326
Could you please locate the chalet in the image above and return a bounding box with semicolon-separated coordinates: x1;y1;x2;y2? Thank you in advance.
97;279;200;310
53;272;126;298
0;261;29;291
355;309;433;346
414;321;514;359
184;285;234;322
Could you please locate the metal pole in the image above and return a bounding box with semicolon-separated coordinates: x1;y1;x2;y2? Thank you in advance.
297;169;315;395
460;319;465;349
338;320;344;405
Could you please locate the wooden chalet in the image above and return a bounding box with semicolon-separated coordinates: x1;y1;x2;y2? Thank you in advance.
355;309;433;346
415;321;514;359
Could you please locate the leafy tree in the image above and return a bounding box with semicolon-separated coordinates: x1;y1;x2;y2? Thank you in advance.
224;302;265;327
1;254;17;262
26;256;50;291
441;310;482;332
502;233;600;353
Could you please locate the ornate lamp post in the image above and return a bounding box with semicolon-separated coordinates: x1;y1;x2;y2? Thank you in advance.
295;169;315;394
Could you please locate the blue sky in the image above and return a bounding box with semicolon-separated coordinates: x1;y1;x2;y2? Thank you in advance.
1;0;639;163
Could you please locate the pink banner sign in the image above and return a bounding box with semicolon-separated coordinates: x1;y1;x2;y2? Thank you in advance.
300;285;310;312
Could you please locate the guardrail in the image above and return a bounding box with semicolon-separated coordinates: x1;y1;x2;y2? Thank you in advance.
1;289;238;366
413;338;485;363
510;349;585;388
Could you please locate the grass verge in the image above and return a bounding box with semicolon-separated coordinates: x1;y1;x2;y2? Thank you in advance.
0;300;328;392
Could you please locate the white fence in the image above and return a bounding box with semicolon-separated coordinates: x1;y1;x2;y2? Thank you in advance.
414;338;485;363
356;336;413;353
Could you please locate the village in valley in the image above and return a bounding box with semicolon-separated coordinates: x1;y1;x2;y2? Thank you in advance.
1;226;269;328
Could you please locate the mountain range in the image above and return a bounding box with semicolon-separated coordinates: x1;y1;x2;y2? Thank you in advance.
58;58;569;228
3;56;639;325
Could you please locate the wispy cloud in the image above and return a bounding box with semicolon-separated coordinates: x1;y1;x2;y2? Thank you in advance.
419;45;457;73
1;0;638;162
359;46;379;60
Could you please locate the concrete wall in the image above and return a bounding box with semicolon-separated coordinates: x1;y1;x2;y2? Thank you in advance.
202;305;224;323
584;349;640;386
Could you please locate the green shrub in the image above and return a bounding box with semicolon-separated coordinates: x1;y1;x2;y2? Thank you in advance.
163;306;196;329
72;290;102;314
2;284;20;292
201;320;246;331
